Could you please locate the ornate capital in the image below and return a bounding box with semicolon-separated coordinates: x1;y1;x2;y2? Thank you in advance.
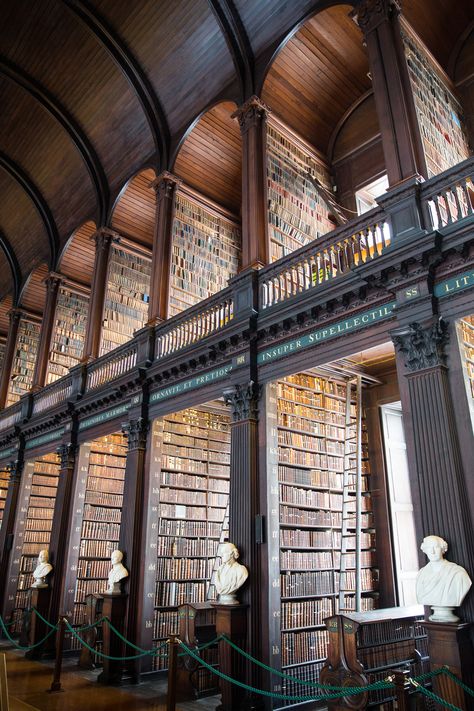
92;227;118;252
231;96;271;134
45;273;62;296
8;309;23;328
57;442;77;469
392;318;450;372
351;0;400;33
122;417;149;450
150;171;182;203
7;458;23;484
223;381;261;422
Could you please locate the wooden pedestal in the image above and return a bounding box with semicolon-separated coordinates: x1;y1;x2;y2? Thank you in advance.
97;593;127;685
214;604;248;711
25;587;51;659
423;621;474;710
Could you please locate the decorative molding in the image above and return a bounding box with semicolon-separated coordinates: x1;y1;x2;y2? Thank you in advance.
7;458;23;484
352;0;400;34
122;417;149;450
57;442;78;469
45;274;63;294
150;172;182;203
392;318;450;372
223;380;261;422
231;96;270;134
92;227;118;252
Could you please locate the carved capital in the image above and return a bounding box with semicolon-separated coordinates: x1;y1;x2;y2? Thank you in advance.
351;0;400;33
57;442;77;470
392;318;450;372
223;381;261;422
150;171;182;203
232;96;271;134
122;417;149;450
7;458;23;484
44;273;62;297
8;309;23;328
92;227;118;253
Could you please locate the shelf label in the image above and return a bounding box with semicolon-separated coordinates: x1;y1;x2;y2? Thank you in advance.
79;402;131;431
258;302;396;364
150;364;232;403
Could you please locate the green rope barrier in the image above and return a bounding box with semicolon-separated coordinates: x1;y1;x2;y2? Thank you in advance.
64;620;168;661
103;618;169;655
0;615;57;651
177;640;394;703
443;668;474;698
177;635;224;657
75;616;110;633
30;608;58;630
411;666;446;684
412;681;463;711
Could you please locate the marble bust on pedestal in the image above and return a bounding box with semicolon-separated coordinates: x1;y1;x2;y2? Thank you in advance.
32;549;53;589
416;535;472;622
106;550;128;595
214;542;248;605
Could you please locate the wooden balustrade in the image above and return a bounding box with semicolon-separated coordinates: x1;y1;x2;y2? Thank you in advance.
421;156;474;230
32;377;74;416
0;403;22;433
155;289;234;359
85;342;138;392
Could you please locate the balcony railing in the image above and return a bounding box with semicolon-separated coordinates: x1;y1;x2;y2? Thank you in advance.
0;158;472;433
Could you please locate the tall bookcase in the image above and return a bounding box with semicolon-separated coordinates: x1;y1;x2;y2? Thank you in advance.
152;405;231;670
0;467;10;532
169;191;241;317
265;371;378;703
70;432;126;629
46;283;89;384
266;120;335;262
458;315;474;431
99;246;151;356
402;25;470;177
6;317;41;406
10;452;60;633
0;338;6;379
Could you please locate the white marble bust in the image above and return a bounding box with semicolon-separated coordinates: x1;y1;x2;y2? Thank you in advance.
215;543;248;605
32;549;53;589
416;535;472;622
106;550;128;595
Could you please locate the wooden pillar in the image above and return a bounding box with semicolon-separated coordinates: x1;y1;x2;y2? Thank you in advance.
0;310;22;409
353;0;427;184
0;455;24;615
31;274;61;390
148;172;181;325
118;416;149;682
223;381;263;708
47;440;78;629
232;97;270;269
83;228;115;361
392;318;474;622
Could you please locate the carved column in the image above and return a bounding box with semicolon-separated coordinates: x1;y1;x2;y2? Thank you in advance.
47;441;78;627
392;318;474;621
83;228;115;361
353;0;427;184
148;172;181;324
0;310;22;409
0;456;24;615
223;381;263;707
232;97;270;269
119;416;149;682
31;274;62;390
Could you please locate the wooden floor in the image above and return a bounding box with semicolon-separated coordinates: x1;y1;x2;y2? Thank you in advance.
1;649;220;711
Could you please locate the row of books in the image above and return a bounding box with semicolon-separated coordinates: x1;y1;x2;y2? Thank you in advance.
278;383;352;413
281;598;333;630
82;503;121;523
161;470;230;493
278;430;348;456
278;397;346;426
281;629;330;666
46;286;89;384
81;520;120;540
158;519;222;538
157;536;219;558
154;580;208;607
77;559;111;579
156;557;214;580
278;414;345;440
278;448;347;472
6;320;41;406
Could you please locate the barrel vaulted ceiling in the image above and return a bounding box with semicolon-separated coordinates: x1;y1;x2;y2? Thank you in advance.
0;0;472;304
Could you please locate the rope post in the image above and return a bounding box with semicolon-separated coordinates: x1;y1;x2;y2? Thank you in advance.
166;637;178;711
393;669;411;711
48;617;66;693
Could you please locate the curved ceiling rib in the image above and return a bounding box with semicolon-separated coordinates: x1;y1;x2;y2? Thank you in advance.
63;0;170;171
0;152;59;268
207;0;254;99
0;231;21;304
0;56;109;226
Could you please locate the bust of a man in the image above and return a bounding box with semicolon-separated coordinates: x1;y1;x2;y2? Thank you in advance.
106;550;128;595
32;549;53;589
416;535;472;622
214;543;248;605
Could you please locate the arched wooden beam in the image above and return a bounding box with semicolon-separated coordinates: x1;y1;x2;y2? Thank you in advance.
63;0;170;171
0;231;21;305
0;151;59;268
0;56;109;225
207;0;254;99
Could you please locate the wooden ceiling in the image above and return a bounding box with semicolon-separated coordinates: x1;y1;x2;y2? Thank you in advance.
59;221;97;287
0;0;471;312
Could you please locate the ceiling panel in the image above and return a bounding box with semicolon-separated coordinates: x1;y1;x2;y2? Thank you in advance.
59;222;97;287
20;263;49;315
0;295;13;335
111;169;156;247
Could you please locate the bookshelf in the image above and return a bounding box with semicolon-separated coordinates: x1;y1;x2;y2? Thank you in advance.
266;120;335;262
99;246;151;356
458;315;474;430
402;27;470;177
169;191;241;316
266;371;378;703
152;405;231;673
11;452;60;633
6;317;41;406
72;433;126;631
0;339;5;379
0;468;9;533
46;284;89;383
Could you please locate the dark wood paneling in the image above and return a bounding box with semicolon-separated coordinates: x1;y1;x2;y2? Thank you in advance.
173;102;241;213
58;222;96;287
111;169;156;247
0;255;11;303
332;93;381;163
0;295;13;335
19;263;48;315
262;5;371;156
